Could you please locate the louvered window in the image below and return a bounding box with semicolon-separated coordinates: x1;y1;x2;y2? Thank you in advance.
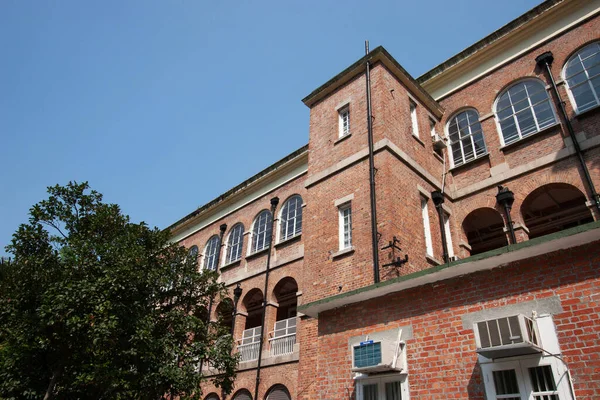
495;80;556;145
279;195;303;242
203;235;220;271
564;42;600;113
233;390;252;400
448;109;487;166
251;210;272;253
225;224;244;264
266;385;291;400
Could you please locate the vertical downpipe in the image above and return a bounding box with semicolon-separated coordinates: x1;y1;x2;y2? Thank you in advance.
254;197;279;400
365;41;380;283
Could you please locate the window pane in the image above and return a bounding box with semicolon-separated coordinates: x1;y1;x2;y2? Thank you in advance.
500;118;519;144
533;101;556;128
385;381;402;400
493;369;520;398
363;384;378;400
529;365;559;400
571;82;597;112
515;108;536;136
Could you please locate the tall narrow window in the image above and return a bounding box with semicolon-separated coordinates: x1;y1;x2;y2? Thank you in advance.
203;235;220;271
429;118;437;136
421;197;433;256
339;203;352;250
279;195;303;242
251;210;272;254
443;212;454;259
225;223;244;264
495;80;556;145
339;105;350;137
448;109;487;166
564;42;600;113
188;245;199;267
410;100;419;137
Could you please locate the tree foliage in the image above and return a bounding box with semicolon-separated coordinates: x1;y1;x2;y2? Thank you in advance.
0;182;237;399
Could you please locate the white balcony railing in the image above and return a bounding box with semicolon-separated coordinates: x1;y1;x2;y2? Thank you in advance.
269;317;297;356
238;326;261;362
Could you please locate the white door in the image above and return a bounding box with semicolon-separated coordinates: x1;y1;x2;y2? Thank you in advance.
356;375;408;400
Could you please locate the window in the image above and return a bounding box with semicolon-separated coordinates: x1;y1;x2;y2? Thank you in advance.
279;195;303;242
421;197;433;256
225;224;244;264
482;358;572;400
443;212;454;259
251;210;273;254
410;100;419;137
188;245;199;267
495;80;556;145
429;118;437;136
447;109;487;166
339;105;350;137
564;42;600;113
203;235;220;271
356;375;409;400
339;203;352;250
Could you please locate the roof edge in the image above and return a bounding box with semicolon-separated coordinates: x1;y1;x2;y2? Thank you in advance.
416;0;563;84
167;144;308;233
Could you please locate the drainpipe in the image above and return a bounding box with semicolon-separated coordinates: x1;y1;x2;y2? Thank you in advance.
535;51;600;214
199;223;227;373
431;190;449;263
365;41;380;283
496;186;517;245
231;283;243;336
254;197;279;400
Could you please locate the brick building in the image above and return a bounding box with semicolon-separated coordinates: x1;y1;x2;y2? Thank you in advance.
167;0;600;398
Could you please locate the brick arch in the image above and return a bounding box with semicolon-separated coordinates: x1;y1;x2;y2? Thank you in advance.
271;277;299;323
204;392;220;400
214;298;233;332
561;39;600;78
519;182;592;239
265;383;291;400
240;288;263;314
232;388;253;400
462;207;508;255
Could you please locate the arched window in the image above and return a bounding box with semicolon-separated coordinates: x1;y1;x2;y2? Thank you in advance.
204;394;219;400
494;80;556;145
225;223;244;264
447;109;487;166
251;210;272;254
232;389;252;400
203;235;220;271
279;195;303;242
266;384;291;400
187;245;199;267
564;42;600;113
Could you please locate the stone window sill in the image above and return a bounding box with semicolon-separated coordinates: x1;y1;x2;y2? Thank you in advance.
332;246;355;259
275;234;302;248
425;254;442;265
412;134;425;147
334;133;352;145
449;153;490;172
574;104;600;120
245;247;269;261
499;123;560;152
220;259;241;272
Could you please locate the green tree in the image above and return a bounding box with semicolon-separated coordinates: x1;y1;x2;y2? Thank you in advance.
0;182;237;399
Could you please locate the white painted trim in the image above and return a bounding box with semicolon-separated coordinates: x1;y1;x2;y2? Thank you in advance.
170;164;307;243
426;2;600;100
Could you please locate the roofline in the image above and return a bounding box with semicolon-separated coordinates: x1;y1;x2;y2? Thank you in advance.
302;46;444;119
167;144;308;233
416;0;563;85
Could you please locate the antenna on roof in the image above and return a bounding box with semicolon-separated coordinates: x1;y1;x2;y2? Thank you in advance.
365;40;369;55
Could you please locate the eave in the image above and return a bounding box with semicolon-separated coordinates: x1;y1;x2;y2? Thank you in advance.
298;221;600;318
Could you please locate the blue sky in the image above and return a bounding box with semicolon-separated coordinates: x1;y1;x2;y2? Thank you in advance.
0;0;541;256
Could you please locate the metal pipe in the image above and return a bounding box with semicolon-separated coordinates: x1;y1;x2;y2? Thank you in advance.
536;51;600;214
365;40;380;283
254;197;279;400
496;186;517;245
431;191;449;263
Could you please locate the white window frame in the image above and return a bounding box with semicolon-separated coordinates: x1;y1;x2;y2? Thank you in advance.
421;197;433;257
224;223;244;265
203;235;220;271
443;212;454;258
493;79;557;146
249;210;272;255
356;373;410;400
446;109;488;167
278;195;303;243
481;356;573;400
563;41;600;114
339;104;350;138
410;100;419;138
429;117;437;137
338;202;352;250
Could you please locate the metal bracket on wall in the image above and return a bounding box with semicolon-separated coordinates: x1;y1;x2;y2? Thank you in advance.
381;236;409;268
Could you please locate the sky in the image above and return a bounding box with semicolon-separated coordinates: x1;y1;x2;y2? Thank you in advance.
0;0;542;256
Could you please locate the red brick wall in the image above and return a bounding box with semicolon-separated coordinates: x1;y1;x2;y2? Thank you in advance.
301;240;600;400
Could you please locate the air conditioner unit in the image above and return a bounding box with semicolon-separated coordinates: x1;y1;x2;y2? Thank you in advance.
474;314;542;358
431;133;446;150
351;337;407;374
448;255;460;262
